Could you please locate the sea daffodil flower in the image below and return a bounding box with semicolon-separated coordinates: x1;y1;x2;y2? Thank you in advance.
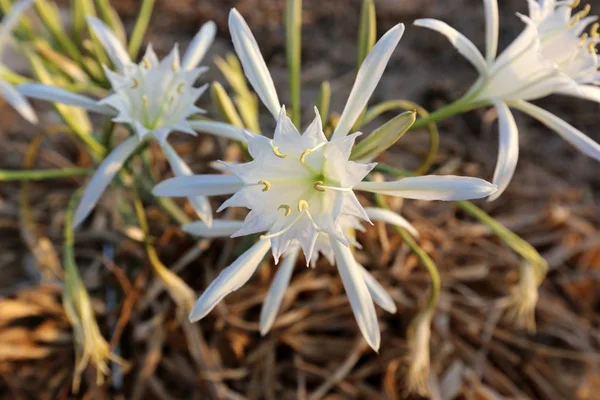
16;17;241;227
153;8;497;351
0;0;37;123
415;0;600;200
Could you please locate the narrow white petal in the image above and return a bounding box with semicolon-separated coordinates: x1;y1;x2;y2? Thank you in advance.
228;9;281;119
556;85;600;104
182;219;245;237
86;16;131;71
489;101;519;202
483;0;499;63
188;120;247;142
162;142;213;225
510;100;600;161
17;83;115;115
189;239;271;322
1;0;34;34
355;175;497;200
259;246;300;335
331;23;405;140
73;136;140;227
153;175;244;197
364;207;419;238
331;238;380;351
413;19;487;76
182;21;217;71
0;80;37;123
357;264;397;314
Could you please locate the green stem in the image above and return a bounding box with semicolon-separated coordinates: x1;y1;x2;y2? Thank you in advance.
409;99;485;130
0;167;90;181
128;0;157;60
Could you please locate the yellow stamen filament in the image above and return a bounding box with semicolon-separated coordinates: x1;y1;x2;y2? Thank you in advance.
272;146;287;158
569;0;581;8
177;82;185;94
142;95;149;108
277;204;291;216
172;60;179;71
313;181;325;192
300;149;312;164
589;41;597;53
258;179;271;192
580;33;589;47
591;22;599;38
298;200;309;212
143;57;151;68
131;78;139;89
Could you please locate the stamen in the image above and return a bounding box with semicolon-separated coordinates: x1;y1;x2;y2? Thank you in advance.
258;179;271;192
591;22;599;38
277;204;291;216
571;4;591;27
177;82;185;94
172;60;179;71
317;184;353;192
131;78;139;89
143;57;151;69
300;149;312;163
569;0;581;8
298;200;309;212
142;95;149;108
272;146;288;158
589;41;597;53
580;33;589;47
313;181;325;192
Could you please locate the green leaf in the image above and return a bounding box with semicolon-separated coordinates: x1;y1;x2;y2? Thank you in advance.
210;81;245;128
95;0;127;45
128;0;157;59
317;80;330;124
286;0;302;127
350;110;415;161
357;0;376;68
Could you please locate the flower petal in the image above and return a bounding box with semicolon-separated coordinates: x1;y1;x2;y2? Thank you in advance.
182;219;245;237
556;84;600;104
510;99;600;161
228;9;281;119
189;239;271;322
162;142;213;225
73;136;140;227
413;19;488;76
331;23;405;140
357;263;397;314
182;21;217;71
188;120;248;142
86;16;131;72
153;175;244;197
355;175;497;200
364;207;419;238
0;80;37;123
17;83;115;115
259;246;300;335
483;0;499;63
489;101;519;201
331;238;380;351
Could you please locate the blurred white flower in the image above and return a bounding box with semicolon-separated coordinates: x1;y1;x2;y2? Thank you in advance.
415;0;600;200
153;8;497;351
17;17;229;227
0;0;36;123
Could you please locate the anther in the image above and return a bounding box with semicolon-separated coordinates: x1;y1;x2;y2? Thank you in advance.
589;41;597;53
313;181;325;192
591;22;599;38
131;78;139;89
143;57;151;69
258;179;271;192
172;60;179;71
272;146;288;158
277;204;291;216
177;82;185;94
300;149;312;164
298;200;309;212
569;0;581;8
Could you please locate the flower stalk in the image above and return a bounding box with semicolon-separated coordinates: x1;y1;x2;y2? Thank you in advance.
286;0;302;127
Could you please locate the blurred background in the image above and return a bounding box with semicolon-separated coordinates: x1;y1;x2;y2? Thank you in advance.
0;0;599;399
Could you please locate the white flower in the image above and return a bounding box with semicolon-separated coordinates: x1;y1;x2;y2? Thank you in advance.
0;0;36;123
16;17;234;227
415;0;600;200
153;8;497;351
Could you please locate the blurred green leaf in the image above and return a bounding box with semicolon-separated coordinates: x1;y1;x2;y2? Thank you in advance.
350;110;415;161
128;0;156;59
211;81;245;128
286;0;301;127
